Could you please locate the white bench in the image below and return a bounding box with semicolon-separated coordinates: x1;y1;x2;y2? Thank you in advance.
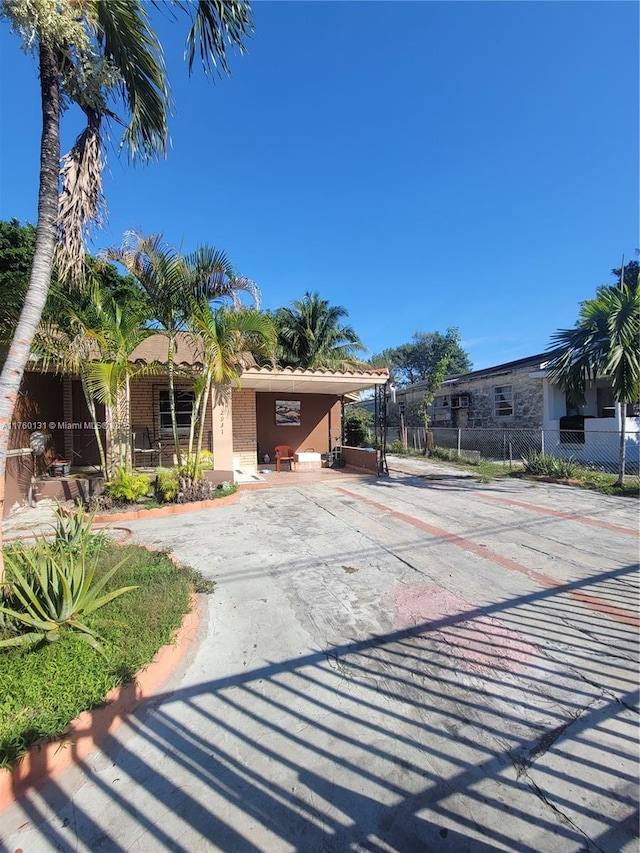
295;451;322;470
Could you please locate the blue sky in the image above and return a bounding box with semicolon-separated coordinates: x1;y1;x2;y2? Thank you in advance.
1;1;638;370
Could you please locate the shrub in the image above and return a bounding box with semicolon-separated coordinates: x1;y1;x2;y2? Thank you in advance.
178;476;235;503
389;439;407;455
199;450;214;469
429;446;454;462
50;503;107;554
104;468;151;503
155;467;180;502
0;544;202;769
155;468;237;504
522;451;578;479
344;409;372;447
181;451;214;481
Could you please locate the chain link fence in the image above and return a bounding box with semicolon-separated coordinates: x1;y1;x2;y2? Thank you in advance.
387;426;640;484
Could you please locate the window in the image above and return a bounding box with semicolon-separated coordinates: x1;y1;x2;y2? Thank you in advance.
158;389;194;436
493;385;513;417
596;386;615;418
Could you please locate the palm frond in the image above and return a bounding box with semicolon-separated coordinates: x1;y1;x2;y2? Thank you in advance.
190;303;275;385
274;291;364;370
546;280;640;405
179;0;253;77
56;113;104;285
95;0;169;162
104;232;190;329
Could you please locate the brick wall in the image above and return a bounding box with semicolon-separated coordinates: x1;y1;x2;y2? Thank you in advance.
129;378;155;433
232;388;257;468
62;377;73;460
129;378;214;465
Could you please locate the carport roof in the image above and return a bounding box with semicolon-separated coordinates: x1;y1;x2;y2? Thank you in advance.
128;334;389;395
240;365;389;395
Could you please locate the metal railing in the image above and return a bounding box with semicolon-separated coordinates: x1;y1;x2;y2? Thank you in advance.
386;426;640;483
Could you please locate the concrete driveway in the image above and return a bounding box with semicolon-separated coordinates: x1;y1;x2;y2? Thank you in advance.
2;461;638;852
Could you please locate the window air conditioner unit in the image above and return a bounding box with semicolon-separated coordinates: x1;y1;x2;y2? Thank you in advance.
450;395;469;409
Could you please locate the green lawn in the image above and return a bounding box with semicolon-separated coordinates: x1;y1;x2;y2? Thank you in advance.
0;543;210;769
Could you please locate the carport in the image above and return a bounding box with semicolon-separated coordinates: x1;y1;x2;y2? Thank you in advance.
217;365;390;478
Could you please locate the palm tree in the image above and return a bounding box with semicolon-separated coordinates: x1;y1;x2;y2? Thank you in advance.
37;282;152;478
35;284;111;478
188;302;276;478
275;292;366;370
0;1;252;573
105;233;195;466
546;268;640;485
82;296;154;477
106;233;260;466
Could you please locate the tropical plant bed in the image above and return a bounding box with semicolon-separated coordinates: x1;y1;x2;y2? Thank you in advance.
519;451;639;497
517;471;639;498
0;543;208;773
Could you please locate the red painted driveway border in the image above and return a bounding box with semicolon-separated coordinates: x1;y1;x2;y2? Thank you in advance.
337;487;640;629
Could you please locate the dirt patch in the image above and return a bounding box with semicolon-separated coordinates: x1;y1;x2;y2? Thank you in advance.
521;474;582;486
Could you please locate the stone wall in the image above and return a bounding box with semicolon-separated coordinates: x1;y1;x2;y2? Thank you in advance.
450;372;543;430
399;364;544;430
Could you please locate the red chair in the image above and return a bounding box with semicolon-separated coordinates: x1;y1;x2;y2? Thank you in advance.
274;445;296;472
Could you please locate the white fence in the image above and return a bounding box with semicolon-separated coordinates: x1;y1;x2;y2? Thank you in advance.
387;426;640;483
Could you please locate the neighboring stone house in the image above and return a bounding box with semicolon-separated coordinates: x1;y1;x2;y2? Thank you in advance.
397;353;547;429
394;352;639;470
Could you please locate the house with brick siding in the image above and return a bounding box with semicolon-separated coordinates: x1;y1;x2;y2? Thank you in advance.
4;334;388;513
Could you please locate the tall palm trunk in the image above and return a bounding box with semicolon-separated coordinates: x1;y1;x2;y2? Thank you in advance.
167;332;182;466
186;378;204;477
617;401;626;486
80;371;108;476
0;44;60;580
194;371;213;479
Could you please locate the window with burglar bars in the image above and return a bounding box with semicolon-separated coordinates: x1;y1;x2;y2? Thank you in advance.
158;389;194;437
493;385;513;417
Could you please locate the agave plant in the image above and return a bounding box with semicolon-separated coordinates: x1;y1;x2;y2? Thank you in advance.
0;539;137;653
51;503;95;552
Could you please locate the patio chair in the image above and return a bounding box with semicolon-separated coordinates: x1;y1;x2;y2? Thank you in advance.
274;445;296;472
132;426;162;468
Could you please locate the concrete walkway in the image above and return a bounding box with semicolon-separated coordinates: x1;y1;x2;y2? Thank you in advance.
1;461;638;852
